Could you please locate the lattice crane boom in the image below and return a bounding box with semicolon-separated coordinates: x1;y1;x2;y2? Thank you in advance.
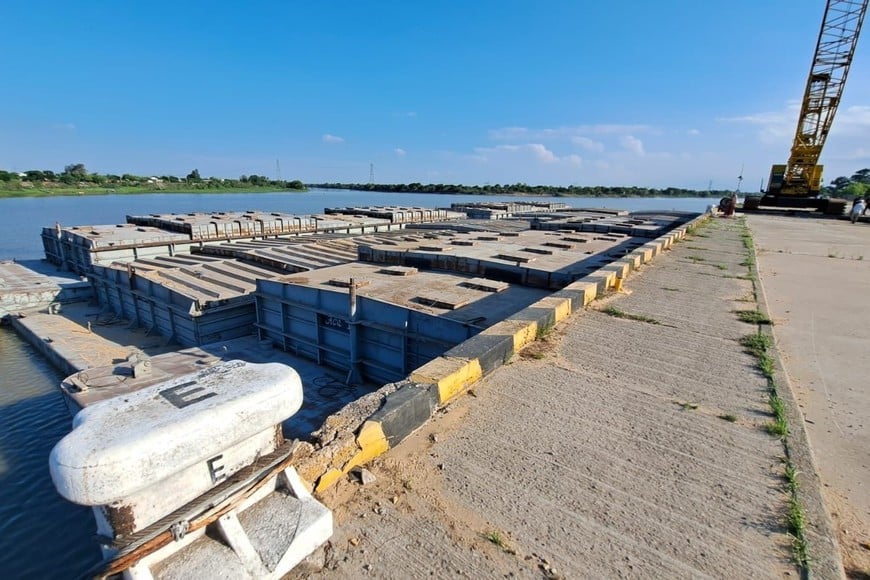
767;0;867;197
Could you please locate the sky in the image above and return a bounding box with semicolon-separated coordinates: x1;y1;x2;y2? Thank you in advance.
2;0;869;190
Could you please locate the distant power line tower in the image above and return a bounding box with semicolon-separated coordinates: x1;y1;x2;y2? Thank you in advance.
275;158;282;182
369;163;375;184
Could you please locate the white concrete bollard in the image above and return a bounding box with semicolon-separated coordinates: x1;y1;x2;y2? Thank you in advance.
49;360;303;538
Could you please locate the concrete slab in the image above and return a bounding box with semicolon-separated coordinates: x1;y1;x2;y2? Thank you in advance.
307;217;806;579
748;214;870;576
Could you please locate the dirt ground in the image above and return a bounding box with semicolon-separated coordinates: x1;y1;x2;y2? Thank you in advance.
290;218;812;579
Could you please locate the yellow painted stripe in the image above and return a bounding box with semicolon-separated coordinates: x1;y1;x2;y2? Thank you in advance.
315;468;344;493
345;420;389;471
411;357;483;404
552;297;572;322
608;262;630;279
563;281;597;305
510;320;538;351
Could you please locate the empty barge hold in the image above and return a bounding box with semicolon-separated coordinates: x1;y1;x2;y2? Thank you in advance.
50;360;333;579
88;254;285;347
255;263;548;385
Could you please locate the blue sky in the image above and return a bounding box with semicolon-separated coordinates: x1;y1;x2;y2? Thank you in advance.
2;0;869;189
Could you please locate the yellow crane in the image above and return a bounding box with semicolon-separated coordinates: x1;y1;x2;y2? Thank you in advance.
747;0;868;212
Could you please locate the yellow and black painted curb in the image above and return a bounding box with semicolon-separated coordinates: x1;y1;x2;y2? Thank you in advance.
300;215;706;493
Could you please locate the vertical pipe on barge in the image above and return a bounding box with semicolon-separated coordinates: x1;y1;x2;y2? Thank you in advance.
346;278;362;385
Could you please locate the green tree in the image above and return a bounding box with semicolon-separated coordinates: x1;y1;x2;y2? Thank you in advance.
829;176;852;192
851;168;870;184
842;182;869;199
186;169;201;181
64;163;87;177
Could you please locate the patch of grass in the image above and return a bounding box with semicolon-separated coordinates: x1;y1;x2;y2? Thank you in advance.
661;287;681;292
679;402;699;411
769;391;786;419
716;263;728;270
528;352;545;360
827;253;838;259
719;413;738;422
740;333;771;354
784;464;799;495
482;530;514;553
740;258;755;267
740;333;775;378
735;310;772;325
787;498;810;567
685;245;706;250
764;418;789;438
687;255;706;262
602;306;662;325
536;322;553;339
758;353;775;379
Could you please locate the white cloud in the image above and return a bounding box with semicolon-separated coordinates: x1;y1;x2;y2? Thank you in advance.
830;105;870;137
566;154;583;167
620;135;645;155
687;129;701;136
322;134;345;144
717;102;800;144
473;143;582;166
571;136;605;152
489;124;651;142
395;111;417;118
394;148;407;157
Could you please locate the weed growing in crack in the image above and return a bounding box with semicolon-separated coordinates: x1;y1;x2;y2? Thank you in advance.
602;306;662;325
737;222;809;571
536;322;553;339
482;530;514;554
764;418;789;438
735;310;772;325
719;413;738;422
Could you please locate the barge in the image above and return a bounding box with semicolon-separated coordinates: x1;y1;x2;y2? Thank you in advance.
2;203;698;577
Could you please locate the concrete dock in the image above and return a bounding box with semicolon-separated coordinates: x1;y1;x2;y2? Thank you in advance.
303;215;861;579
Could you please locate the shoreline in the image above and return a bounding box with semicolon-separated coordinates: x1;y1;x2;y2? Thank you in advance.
0;185;307;199
0;187;722;200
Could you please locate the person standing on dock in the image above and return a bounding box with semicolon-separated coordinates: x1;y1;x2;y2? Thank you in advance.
850;197;866;223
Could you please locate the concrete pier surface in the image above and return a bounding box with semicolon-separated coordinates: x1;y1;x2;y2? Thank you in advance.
749;214;870;576
303;216;864;579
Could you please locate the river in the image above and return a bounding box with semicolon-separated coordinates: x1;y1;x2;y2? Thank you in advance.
0;190;710;577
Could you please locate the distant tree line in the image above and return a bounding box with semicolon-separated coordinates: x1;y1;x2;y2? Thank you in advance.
824;168;870;199
0;164;305;191
310;181;729;198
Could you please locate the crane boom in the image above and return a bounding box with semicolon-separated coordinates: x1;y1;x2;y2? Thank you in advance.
766;0;867;199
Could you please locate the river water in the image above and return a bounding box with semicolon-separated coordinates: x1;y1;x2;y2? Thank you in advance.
0;190;709;577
